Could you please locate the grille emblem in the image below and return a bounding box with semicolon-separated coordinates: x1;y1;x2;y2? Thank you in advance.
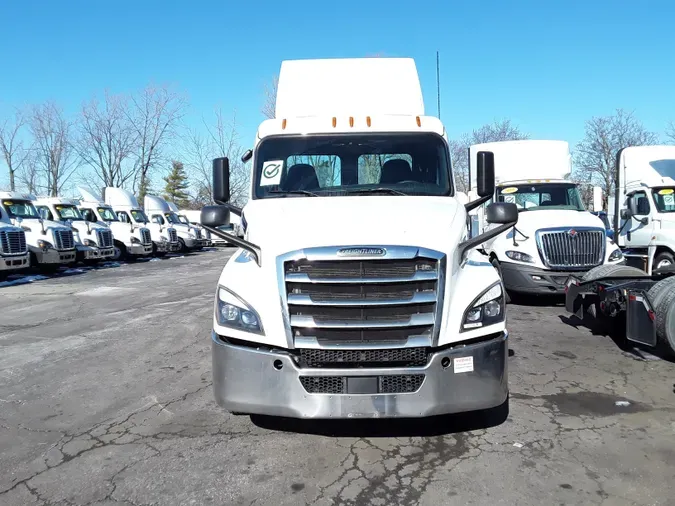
567;229;578;237
337;247;386;257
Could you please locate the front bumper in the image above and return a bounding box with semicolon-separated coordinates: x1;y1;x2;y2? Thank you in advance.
128;243;153;256
153;241;169;253
0;253;29;271
212;331;508;419
31;247;76;264
500;262;590;294
169;241;181;252
184;238;207;249
79;245;115;260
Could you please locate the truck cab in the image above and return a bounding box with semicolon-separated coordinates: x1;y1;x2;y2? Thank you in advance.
469;140;623;299
33;197;115;264
144;195;204;252
104;187;176;257
77;187;153;261
172;204;212;247
0;208;29;276
615;146;675;273
0;192;76;270
200;57;519;420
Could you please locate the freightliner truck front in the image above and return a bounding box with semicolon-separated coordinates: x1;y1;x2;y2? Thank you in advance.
200;57;519;419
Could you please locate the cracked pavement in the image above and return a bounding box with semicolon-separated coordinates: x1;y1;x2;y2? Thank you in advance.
1;250;674;505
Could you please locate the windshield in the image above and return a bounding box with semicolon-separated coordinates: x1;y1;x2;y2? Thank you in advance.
2;199;40;219
652;188;675;213
164;212;181;224
130;210;148;223
253;133;452;199
98;206;118;221
55;204;84;221
496;183;585;211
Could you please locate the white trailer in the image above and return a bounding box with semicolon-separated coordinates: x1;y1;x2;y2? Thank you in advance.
144;196;206;252
614;145;675;273
0;192;76;271
199;57;520;420
468;140;623;300
34;197;115;264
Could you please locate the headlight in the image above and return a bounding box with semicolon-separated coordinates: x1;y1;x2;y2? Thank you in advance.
461;282;505;332
188;233;196;239
160;236;168;242
608;248;623;262
505;250;534;263
216;286;263;334
37;240;53;250
130;237;141;244
84;239;97;247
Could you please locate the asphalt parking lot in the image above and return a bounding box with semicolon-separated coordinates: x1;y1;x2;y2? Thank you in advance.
1;250;674;506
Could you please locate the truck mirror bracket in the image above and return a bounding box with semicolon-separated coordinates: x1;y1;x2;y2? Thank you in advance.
457;222;516;265
465;195;491;213
202;225;261;266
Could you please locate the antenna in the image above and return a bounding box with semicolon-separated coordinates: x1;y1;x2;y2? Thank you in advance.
436;51;441;119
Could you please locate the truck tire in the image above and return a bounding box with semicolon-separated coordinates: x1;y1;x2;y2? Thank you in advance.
649;277;675;356
581;264;645;282
489;256;511;304
653;251;675;271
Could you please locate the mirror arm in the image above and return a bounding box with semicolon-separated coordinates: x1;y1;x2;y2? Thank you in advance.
224;203;242;217
202;225;261;266
465;195;492;213
457;221;516;265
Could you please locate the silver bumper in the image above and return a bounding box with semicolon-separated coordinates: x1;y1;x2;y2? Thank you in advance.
81;246;115;260
169;241;181;252
212;331;508;419
31;247;76;264
0;253;29;271
154;241;169;253
128;243;153;256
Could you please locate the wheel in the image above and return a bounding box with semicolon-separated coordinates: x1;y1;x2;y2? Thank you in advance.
489;256;511;304
178;238;187;253
112;241;127;261
648;277;675;356
581;264;645;282
653;251;675;271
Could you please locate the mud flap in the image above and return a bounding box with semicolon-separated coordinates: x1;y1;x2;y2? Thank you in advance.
564;276;587;319
626;291;657;347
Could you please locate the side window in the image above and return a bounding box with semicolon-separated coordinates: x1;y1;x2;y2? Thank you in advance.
36;206;53;220
633;191;650;216
81;208;96;222
152;214;165;225
117;211;129;223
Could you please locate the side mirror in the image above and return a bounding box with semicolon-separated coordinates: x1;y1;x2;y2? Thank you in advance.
476;151;495;198
486;202;518;225
640;217;649;226
201;205;231;228
213;157;231;205
620;208;633;220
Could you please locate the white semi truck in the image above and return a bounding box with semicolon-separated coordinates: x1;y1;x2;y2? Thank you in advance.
76;187;153;261
144;195;207;252
0;211;29;276
33;197;115;264
104;187;178;257
181;208;232;247
0;192;76;271
468;140;623;301
171;204;212;247
198;57;520;420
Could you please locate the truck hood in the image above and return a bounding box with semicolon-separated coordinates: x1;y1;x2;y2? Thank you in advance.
514;209;605;234
242;196;464;259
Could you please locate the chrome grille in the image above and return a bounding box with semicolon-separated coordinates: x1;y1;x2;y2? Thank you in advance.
0;229;27;255
54;229;74;250
96;229;113;248
141;229;152;245
537;228;605;270
194;228;202;239
282;246;444;348
169;229;178;243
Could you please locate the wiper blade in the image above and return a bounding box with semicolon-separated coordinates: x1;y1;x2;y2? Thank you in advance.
268;189;319;197
344;187;408;196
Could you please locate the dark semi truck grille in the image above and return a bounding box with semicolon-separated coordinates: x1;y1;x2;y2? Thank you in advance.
537;228;605;269
283;249;443;347
300;375;425;394
96;229;113;248
298;347;429;368
0;229;27;255
54;229;74;250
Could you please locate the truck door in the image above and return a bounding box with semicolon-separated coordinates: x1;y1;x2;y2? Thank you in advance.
625;191;654;248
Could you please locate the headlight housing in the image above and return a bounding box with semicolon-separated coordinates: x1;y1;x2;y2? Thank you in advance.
216;286;263;334
505;250;534;263
84;239;97;247
608;248;623;262
461;282;505;332
37;239;53;250
130;236;141;244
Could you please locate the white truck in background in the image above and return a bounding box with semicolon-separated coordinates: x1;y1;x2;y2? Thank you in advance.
614;145;675;274
468;140;623;301
181;208;232;247
144;195;206;252
0;210;29;276
199;57;520;420
33;197;115;264
77;187;153;261
170;204;212;247
103;187;174;258
0;192;76;271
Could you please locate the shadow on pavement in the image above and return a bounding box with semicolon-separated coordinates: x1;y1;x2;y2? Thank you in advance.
249;398;509;437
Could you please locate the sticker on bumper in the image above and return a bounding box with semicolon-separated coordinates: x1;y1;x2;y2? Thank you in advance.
453;356;474;373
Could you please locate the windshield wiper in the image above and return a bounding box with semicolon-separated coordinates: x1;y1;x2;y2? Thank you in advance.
268;189;319;197
343;187;408;196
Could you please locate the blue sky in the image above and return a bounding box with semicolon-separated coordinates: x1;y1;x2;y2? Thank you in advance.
1;0;674;186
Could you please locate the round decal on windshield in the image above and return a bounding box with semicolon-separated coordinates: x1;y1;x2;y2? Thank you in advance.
500;187;518;194
658;188;674;195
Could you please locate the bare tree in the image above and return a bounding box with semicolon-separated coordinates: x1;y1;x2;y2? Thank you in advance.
127;85;186;201
29;102;80;196
261;76;278;119
666;121;675;144
78;91;137;189
18;151;40;194
182;127;213;206
574;109;657;208
0;109;31;191
450;119;530;192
